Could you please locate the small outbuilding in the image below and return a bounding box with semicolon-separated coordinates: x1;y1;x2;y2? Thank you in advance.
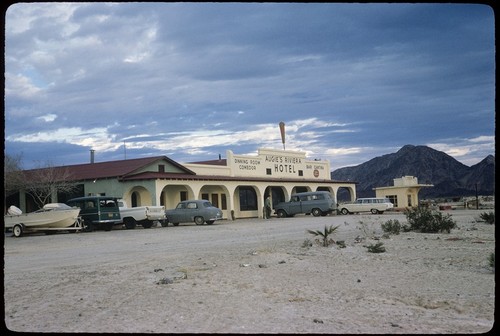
373;176;433;210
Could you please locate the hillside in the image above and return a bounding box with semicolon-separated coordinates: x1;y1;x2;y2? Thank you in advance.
331;145;495;199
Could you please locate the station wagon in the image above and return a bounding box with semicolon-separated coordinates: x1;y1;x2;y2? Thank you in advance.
339;197;394;215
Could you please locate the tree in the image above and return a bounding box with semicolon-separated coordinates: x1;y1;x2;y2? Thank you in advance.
4;153;25;198
14;160;79;209
25;163;79;208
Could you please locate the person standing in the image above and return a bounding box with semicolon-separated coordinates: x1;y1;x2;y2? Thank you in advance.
265;195;272;219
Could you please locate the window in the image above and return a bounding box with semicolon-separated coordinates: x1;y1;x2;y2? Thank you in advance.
202;193;209;200
221;194;227;210
239;187;257;211
158;165;165;173
187;202;197;209
131;192;138;207
386;195;398;207
211;194;219;208
298;170;303;176
266;168;272;175
180;191;187;201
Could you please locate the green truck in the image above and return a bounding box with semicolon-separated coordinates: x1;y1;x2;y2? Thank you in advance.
66;196;122;231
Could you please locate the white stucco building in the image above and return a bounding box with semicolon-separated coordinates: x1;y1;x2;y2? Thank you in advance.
373;176;433;209
10;148;358;219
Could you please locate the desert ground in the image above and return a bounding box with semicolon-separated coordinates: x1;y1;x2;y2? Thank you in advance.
3;209;495;334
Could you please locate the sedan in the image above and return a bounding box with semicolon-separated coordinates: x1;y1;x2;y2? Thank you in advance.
165;200;223;226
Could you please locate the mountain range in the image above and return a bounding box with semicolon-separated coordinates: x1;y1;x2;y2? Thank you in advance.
331;145;495;200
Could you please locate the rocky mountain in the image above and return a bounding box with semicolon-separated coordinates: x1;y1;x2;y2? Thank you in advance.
331;145;495;199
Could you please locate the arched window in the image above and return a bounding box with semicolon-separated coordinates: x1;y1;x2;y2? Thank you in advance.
239;187;257;211
131;192;139;207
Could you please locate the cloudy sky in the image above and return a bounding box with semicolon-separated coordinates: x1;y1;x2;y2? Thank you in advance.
4;2;495;171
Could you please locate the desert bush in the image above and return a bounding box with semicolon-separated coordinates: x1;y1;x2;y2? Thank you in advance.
307;225;339;247
404;207;456;233
479;211;495;224
301;238;313;248
489;253;495;270
381;219;402;235
366;242;386;253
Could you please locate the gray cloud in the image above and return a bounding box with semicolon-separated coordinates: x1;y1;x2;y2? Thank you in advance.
4;3;495;170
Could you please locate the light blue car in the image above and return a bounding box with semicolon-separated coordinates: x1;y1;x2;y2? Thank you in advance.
165;200;223;226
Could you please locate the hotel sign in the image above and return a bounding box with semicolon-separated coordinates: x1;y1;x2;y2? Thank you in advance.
227;148;330;179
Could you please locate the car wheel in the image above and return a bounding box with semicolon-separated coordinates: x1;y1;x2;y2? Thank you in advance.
83;220;93;232
276;210;287;218
124;217;136;229
142;220;153;229
13;224;24;237
312;208;322;217
341;208;349;215
173;223;179;226
206;220;214;225
194;216;204;225
371;209;378;214
161;221;168;227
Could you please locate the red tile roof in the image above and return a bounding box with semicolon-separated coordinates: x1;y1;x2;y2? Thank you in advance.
22;156;195;181
187;159;228;166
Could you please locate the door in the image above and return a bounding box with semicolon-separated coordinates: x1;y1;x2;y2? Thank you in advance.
288;195;302;215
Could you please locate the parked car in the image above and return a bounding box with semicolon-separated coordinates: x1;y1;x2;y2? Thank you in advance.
339;197;394;215
273;191;336;218
66;196;121;231
165;200;223;226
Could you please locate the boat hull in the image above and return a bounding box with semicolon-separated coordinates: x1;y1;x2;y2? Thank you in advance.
4;209;81;229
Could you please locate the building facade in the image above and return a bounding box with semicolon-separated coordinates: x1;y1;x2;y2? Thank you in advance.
373;176;433;210
9;148;357;219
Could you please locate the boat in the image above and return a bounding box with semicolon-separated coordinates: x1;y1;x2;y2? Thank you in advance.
4;203;81;237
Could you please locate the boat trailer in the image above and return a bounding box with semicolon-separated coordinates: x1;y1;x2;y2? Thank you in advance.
9;217;85;237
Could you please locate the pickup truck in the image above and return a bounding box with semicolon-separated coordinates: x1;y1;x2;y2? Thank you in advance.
118;199;166;229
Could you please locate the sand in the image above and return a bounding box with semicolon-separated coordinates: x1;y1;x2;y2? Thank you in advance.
3;210;495;333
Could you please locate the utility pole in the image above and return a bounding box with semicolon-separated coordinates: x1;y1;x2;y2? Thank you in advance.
475;182;479;210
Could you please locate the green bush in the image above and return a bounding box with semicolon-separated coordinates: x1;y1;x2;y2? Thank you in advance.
367;242;386;253
381;219;402;235
404;207;456;233
307;225;339;247
479;212;495;224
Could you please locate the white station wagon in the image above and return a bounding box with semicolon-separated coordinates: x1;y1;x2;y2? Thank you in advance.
339;198;394;215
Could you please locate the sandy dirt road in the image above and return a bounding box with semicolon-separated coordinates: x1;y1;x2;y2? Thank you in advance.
3;210;495;333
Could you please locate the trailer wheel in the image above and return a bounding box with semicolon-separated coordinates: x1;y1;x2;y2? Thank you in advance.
13;224;24;237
